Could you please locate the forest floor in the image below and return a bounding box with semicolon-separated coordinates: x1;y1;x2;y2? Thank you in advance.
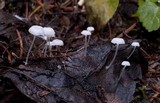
0;0;160;103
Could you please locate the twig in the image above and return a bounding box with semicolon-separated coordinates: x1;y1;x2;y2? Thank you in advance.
28;0;44;19
140;47;151;59
117;22;137;38
25;1;29;19
35;0;44;7
16;29;23;58
28;5;42;19
60;0;71;7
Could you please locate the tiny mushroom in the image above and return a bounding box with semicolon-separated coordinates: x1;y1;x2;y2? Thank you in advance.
50;39;64;46
87;26;95;32
43;27;56;56
106;38;125;69
127;41;140;59
81;30;92;56
43;27;55;38
41;36;48;56
87;26;94;43
24;25;44;65
117;61;131;81
45;39;64;56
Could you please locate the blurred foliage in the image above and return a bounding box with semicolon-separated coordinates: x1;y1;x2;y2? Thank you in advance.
84;0;119;30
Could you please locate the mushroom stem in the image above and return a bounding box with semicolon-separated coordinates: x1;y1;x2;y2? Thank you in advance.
113;61;130;93
113;66;127;93
127;47;136;59
44;46;48;56
84;35;88;56
48;37;52;56
117;66;126;82
87;35;91;43
81;30;91;56
24;35;36;65
42;45;47;56
49;44;53;56
106;44;119;69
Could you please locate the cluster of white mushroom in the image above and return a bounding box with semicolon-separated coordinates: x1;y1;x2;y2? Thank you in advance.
105;37;140;81
81;26;95;56
25;25;140;83
24;25;64;65
106;37;140;69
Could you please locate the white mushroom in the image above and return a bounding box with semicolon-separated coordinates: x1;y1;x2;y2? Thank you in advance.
50;39;64;46
81;30;91;56
81;30;91;36
106;38;125;69
121;61;131;66
87;26;95;32
87;26;94;43
127;41;140;59
117;61;131;81
43;27;56;56
24;25;44;65
28;25;44;36
45;39;64;56
40;35;49;55
43;27;55;38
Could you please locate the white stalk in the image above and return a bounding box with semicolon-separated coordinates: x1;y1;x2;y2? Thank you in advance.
81;30;91;56
127;41;140;59
84;35;88;56
127;47;136;59
118;61;130;81
106;38;125;70
48;37;52;56
24;35;36;65
117;66;126;82
106;44;119;69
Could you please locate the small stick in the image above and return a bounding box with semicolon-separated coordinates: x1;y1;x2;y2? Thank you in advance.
16;29;23;58
117;22;137;38
25;1;29;19
28;6;42;19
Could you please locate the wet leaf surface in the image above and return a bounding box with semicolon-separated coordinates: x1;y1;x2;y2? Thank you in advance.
1;40;143;103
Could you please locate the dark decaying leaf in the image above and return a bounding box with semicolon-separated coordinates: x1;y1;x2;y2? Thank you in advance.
1;40;143;103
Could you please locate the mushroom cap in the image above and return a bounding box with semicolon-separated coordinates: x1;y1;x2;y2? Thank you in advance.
28;25;44;36
43;27;55;37
131;42;140;47
81;30;91;36
121;61;131;66
87;26;95;32
111;38;125;45
46;39;64;46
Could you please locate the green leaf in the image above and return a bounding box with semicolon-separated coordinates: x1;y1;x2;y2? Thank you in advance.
137;1;160;32
146;0;157;3
85;0;119;30
138;0;145;6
